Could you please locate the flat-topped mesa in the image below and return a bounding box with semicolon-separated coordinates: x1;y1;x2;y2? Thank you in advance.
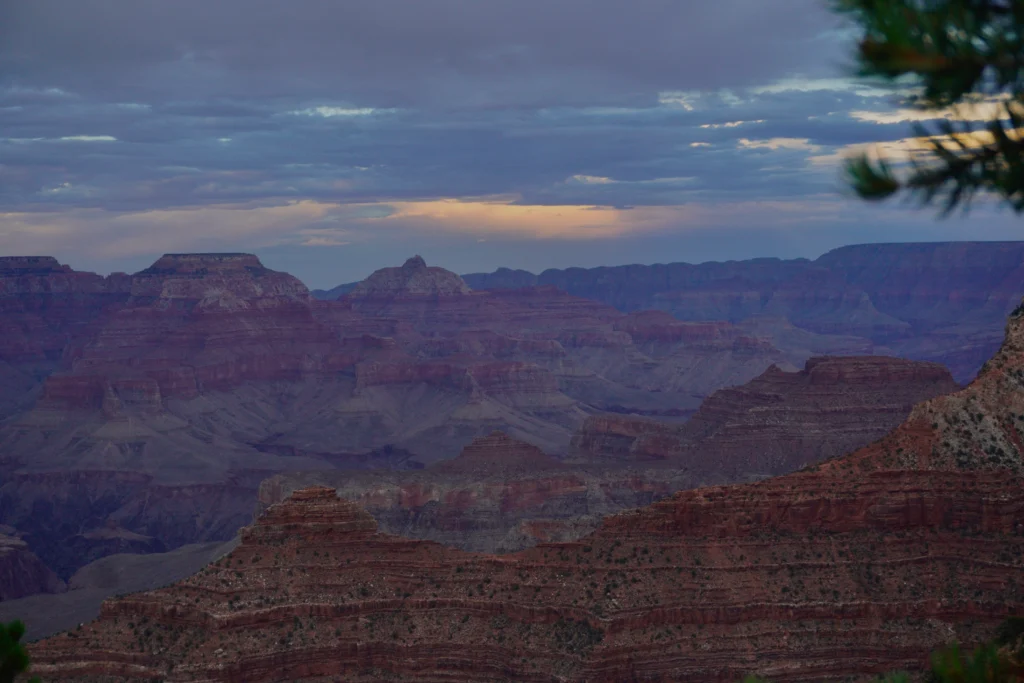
31;253;340;407
0;258;131;372
0;256;67;275
130;252;311;304
349;255;471;298
431;430;567;476
241;486;377;546
140;252;266;275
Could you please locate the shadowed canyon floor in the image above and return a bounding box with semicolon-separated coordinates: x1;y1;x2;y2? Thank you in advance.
29;301;1024;681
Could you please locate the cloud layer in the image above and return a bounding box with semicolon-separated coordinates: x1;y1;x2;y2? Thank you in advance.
0;1;1016;286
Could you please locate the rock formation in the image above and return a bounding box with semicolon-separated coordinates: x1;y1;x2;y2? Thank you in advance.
259;432;682;554
0;256;130;418
349;254;471;300
0;533;65;601
569;355;960;477
0;248;1012;606
463;241;1024;382
0;253;780;585
31;302;1024;681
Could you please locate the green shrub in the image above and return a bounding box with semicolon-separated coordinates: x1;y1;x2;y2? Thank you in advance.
0;620;38;683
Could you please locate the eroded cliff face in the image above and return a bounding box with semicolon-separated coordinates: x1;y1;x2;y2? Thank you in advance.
31;305;1024;682
0;254;353;579
465;241;1024;382
569;355;960;476
0;257;130;418
0;254;782;584
0;533;65;600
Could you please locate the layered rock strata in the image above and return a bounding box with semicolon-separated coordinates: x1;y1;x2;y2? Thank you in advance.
0;533;65;601
569;355;960;476
463;241;1024;382
260;432;683;554
31;304;1024;681
0;256;130;418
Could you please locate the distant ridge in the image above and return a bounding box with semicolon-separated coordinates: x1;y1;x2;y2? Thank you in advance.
311;241;1024;382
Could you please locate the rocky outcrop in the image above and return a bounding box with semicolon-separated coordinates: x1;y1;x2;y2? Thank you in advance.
430;431;567;477
0;256;130;418
568;414;686;464
258;432;681;554
465;241;1024;382
29;302;1024;682
51;252;342;405
0;533;65;601
569;355;959;477
349;255;471;301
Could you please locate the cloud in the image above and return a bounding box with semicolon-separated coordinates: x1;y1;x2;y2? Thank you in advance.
1;0;844;108
59;135;118;142
290;106;386;118
0;0;1001;282
0;200;341;259
739;137;822;152
701;120;766;129
849;96;1011;125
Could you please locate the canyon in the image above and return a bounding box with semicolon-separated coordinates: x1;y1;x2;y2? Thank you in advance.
0;243;1018;614
0;251;785;582
30;296;1024;679
3;243;1022;680
260;356;956;555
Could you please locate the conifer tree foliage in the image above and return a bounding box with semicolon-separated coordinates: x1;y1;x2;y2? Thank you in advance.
0;621;37;683
833;0;1024;214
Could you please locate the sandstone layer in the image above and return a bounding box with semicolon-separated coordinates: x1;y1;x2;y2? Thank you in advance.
31;303;1024;682
0;256;130;419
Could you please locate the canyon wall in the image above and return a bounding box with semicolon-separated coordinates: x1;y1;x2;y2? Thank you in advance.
569;355;959;476
30;301;1024;682
462;241;1024;382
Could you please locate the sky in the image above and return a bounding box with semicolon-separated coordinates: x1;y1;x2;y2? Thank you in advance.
1;0;1021;289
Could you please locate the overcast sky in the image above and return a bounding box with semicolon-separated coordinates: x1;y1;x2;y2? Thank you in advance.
1;0;1019;288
